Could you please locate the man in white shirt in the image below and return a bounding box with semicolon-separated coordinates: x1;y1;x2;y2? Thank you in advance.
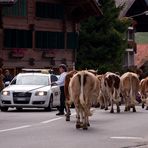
55;64;67;115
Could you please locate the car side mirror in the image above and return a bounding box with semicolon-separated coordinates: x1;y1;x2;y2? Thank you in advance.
5;81;10;87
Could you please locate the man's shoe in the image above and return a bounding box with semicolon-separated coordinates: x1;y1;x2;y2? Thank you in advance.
56;112;64;116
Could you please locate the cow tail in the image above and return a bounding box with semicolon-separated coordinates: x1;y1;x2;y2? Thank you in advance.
79;73;85;106
79;72;92;116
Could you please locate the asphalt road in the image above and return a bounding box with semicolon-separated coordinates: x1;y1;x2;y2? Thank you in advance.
0;106;148;148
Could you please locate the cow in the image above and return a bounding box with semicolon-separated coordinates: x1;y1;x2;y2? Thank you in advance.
120;72;139;112
139;77;148;110
64;70;77;121
100;72;121;113
96;75;105;109
69;70;100;130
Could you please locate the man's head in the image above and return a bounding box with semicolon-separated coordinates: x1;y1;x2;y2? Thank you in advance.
5;70;10;75
59;64;67;73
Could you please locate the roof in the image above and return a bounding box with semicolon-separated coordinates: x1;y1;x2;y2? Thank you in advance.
115;0;148;17
115;0;136;17
63;0;102;20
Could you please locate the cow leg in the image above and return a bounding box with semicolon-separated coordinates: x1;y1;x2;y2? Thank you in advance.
124;95;130;111
145;98;148;110
110;90;115;113
116;103;120;113
142;103;145;109
83;111;88;130
65;101;71;121
104;97;108;110
75;106;81;129
110;99;114;113
132;106;136;112
100;105;105;109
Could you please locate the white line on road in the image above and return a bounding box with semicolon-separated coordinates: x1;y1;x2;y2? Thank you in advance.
41;112;77;124
0;125;32;133
110;136;143;140
41;117;63;124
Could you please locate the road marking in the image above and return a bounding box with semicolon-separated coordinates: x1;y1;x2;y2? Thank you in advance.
0;125;32;133
41;117;63;124
110;136;143;140
41;112;77;124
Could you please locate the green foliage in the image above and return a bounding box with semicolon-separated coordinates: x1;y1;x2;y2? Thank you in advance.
76;0;130;73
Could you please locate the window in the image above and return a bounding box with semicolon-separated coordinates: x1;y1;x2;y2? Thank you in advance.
127;27;134;41
67;32;78;49
4;29;32;48
35;31;64;49
36;2;64;19
2;0;27;16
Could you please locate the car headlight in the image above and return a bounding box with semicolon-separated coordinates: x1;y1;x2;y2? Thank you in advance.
35;91;47;96
2;91;10;96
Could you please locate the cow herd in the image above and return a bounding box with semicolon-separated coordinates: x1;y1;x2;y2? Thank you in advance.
64;70;148;130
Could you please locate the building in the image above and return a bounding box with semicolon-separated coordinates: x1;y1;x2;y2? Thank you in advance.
115;0;148;70
0;0;102;74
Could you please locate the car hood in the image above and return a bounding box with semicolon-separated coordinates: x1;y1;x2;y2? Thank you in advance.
3;85;51;92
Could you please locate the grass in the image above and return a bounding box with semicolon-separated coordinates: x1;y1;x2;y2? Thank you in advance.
135;32;148;44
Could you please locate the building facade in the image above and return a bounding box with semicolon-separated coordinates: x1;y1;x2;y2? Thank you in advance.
0;0;101;74
116;0;148;70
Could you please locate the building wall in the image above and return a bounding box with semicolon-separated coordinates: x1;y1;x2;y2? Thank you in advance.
0;0;78;74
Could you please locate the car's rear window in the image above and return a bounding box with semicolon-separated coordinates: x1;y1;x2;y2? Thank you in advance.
13;75;49;85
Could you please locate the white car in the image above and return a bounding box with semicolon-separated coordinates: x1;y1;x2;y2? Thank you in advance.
0;73;61;111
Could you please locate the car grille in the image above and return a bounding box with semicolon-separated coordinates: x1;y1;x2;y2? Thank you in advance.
13;92;32;104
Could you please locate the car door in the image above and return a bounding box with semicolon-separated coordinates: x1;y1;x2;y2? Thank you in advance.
50;75;60;106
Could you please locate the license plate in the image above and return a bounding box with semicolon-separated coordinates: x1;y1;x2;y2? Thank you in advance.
16;98;26;101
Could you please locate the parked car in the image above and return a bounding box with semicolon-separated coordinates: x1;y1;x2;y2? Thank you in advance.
0;72;60;111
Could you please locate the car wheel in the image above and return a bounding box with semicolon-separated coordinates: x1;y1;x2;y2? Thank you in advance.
45;95;53;111
1;107;9;112
16;107;23;111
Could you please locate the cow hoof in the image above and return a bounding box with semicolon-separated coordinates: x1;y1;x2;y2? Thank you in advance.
127;107;130;111
66;116;70;121
142;104;145;109
110;109;114;113
76;124;81;129
87;123;90;127
133;108;136;112
100;106;105;109
117;109;120;113
83;125;88;130
146;106;148;110
105;107;108;111
124;108;127;112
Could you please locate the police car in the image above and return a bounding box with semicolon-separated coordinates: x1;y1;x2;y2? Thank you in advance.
0;70;60;111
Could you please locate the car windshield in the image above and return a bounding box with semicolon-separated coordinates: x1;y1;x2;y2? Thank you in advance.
12;75;49;85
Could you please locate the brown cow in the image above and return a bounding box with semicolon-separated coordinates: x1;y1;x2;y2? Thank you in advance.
96;75;105;109
64;70;77;121
120;72;139;112
100;72;121;113
139;77;148;110
69;70;100;130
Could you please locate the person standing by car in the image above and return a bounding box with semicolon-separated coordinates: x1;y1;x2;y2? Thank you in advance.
0;68;4;91
55;64;67;115
3;69;13;83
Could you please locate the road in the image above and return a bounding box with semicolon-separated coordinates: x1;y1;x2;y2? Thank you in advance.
0;106;148;148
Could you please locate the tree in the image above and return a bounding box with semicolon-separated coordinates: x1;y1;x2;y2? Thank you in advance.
76;0;131;73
